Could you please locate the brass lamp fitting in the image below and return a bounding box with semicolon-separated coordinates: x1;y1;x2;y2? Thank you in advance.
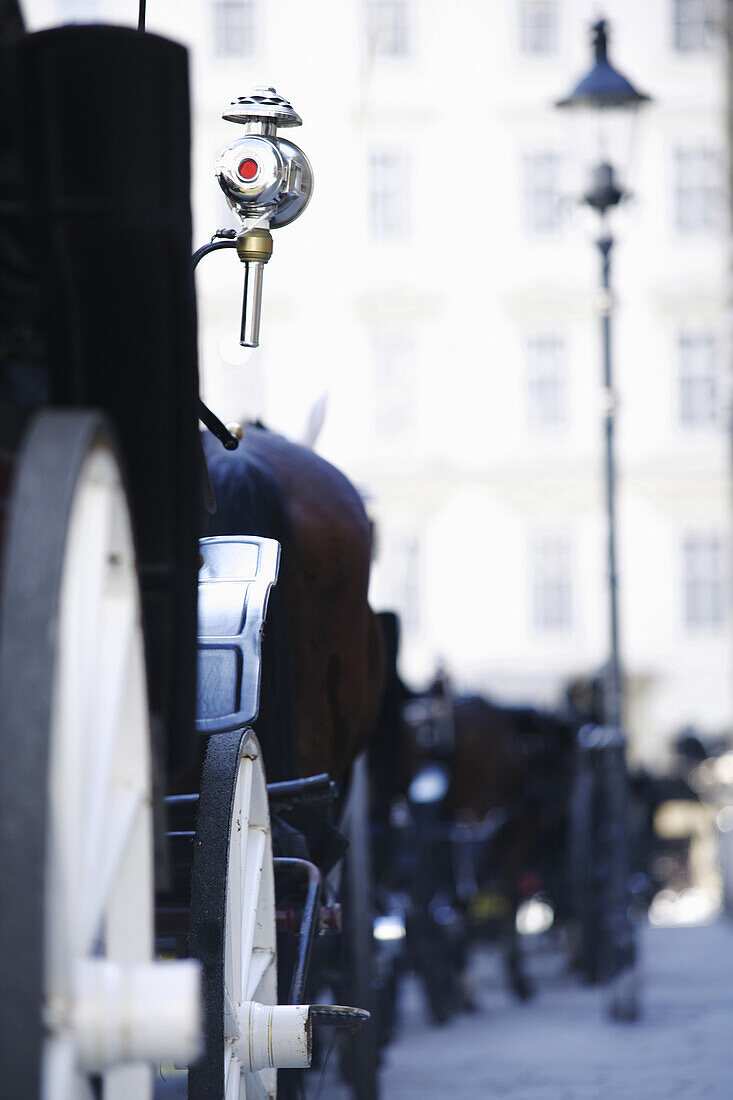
236;228;273;265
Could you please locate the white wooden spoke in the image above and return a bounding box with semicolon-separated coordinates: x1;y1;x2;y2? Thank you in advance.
237;757;254;840
42;1035;94;1100
224;985;240;1041
81;786;146;952
225;756;253;1001
237;774;256;991
42;444;155;1098
239;828;267;1002
246;950;275;1002
75;481;114;748
261;1066;277;1099
106;784;153;964
81;594;136;892
244;1069;271;1100
225;1051;242;1100
221;735;280;1098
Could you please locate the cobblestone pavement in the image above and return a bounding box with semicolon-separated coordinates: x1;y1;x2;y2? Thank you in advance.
307;918;733;1098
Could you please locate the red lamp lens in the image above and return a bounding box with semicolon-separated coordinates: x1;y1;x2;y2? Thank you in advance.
238;158;259;181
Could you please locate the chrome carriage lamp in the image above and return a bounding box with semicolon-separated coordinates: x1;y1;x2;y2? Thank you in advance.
214;87;313;348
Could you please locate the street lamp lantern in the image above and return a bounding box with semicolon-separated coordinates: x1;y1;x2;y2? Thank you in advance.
557;19;650;109
557;19;651;214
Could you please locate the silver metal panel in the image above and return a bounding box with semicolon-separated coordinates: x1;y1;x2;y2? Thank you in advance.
196;536;280;734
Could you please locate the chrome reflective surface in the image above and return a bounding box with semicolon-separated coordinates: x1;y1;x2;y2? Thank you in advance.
222;86;303;128
240;260;264;348
213;87;313;347
216;87;313;229
196;536;281;732
216;135;287;214
272;137;314;228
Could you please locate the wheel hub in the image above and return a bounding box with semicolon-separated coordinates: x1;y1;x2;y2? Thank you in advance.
233;1001;312;1072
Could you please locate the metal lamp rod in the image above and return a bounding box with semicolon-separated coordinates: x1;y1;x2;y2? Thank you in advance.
598;233;622;731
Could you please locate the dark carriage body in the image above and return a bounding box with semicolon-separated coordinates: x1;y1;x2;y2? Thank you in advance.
0;20;201;779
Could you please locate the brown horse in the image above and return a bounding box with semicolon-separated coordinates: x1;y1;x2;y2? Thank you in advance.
202;424;385;784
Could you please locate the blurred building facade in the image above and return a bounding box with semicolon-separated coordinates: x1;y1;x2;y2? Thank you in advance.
26;0;732;766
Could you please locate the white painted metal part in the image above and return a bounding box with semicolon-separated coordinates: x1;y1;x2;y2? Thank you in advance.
41;443;201;1098
223;731;312;1097
233;1003;312;1072
74;958;201;1070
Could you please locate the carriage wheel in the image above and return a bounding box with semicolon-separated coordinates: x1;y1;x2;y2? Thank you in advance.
0;411;200;1099
189;729;312;1100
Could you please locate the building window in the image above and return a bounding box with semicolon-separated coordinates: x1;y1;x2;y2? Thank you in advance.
371;322;415;437
672;0;712;52
213;0;257;58
520;1;559;56
683;535;726;628
678;330;718;426
365;0;411;58
530;535;573;631
526;333;566;428
522;151;562;235
369;150;411;240
674;148;722;234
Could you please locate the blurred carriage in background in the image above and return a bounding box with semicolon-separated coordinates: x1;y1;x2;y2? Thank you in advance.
368;615;666;1029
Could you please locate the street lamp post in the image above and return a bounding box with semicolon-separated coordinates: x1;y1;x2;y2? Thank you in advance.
556;18;651;1020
